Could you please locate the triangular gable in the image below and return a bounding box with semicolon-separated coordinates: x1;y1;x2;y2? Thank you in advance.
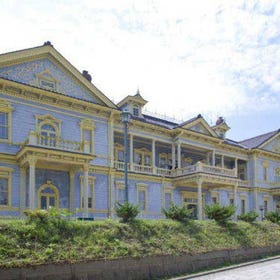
181;117;217;137
259;131;280;153
0;43;117;109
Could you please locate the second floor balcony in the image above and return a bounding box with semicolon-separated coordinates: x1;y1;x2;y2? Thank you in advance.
114;160;236;178
23;131;91;154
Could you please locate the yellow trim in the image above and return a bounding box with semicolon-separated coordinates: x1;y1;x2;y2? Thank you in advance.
80;176;95;209
37;181;59;209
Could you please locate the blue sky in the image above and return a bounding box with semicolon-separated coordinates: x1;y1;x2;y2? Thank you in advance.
1;0;280;141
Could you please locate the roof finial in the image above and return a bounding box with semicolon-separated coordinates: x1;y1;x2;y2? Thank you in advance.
135;87;140;96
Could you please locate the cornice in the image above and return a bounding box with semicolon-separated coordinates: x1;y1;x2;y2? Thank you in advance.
0;78;119;119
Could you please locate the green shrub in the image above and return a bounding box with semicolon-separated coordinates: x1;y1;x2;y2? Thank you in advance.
115;202;140;223
237;211;258;223
205;204;236;224
163;204;193;222
265;211;280;224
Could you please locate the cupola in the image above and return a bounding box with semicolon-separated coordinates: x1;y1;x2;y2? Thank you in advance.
212;117;230;139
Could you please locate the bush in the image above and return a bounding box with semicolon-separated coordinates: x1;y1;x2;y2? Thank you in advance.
237;211;258;223
163;204;193;223
265;211;280;224
115;202;140;223
205;204;236;224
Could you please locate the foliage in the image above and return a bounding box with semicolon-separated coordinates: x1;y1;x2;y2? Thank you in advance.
237;211;258;223
162;203;193;222
265;211;280;224
115;202;140;223
0;219;280;268
205;204;236;224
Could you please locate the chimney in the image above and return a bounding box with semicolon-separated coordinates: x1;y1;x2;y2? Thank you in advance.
43;41;53;47
82;70;92;82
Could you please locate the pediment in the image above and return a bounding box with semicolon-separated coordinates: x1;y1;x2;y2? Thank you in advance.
260;133;280;153
182;118;217;137
0;44;117;109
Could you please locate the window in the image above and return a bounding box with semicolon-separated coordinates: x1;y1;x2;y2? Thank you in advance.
134;148;151;166
38;182;59;209
164;191;172;210
264;199;268;214
137;184;147;212
229;198;234;206
116;182;125;205
0;99;13;142
0;178;8;206
133;105;139;117
114;143;125;162
241;199;246;214
40;79;56;90
0;113;8;140
40;123;57;147
263;162;268;182
80;119;95;154
36;69;58;91
275;168;280;183
80;176;95;210
0;167;12;207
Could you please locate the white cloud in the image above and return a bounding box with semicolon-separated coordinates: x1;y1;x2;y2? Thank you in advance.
1;0;280;133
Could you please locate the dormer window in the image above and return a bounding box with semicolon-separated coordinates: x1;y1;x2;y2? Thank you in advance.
133;105;139;117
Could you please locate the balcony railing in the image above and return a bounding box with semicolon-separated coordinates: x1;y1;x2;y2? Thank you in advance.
114;160;237;178
25;131;90;153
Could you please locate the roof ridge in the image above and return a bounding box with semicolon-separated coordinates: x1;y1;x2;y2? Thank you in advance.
239;129;279;143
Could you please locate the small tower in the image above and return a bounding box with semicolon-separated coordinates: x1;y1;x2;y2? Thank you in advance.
117;89;148;118
212;117;230;139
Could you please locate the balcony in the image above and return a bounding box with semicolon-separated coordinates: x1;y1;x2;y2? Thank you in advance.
114;161;236;178
24;131;90;154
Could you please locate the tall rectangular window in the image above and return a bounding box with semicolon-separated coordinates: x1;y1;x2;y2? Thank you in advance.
80;177;95;209
83;129;92;153
164;192;172;210
137;185;147;212
264;200;268;214
0;178;8;206
241;199;246;214
0;112;8;140
263;166;268;181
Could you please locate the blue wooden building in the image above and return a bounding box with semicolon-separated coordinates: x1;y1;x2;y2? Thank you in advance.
0;42;279;219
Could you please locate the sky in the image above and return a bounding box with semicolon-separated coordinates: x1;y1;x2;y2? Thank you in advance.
1;0;280;141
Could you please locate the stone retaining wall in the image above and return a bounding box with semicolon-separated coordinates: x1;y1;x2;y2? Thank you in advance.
1;246;280;280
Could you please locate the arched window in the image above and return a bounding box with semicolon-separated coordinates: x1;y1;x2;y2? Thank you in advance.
38;182;59;209
133;104;139;117
39;123;57;147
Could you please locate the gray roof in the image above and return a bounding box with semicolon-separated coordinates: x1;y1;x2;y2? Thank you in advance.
239;130;279;149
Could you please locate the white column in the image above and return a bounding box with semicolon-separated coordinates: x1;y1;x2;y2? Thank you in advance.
221;155;224;168
109;121;114;168
83;165;89;218
172;144;176;169
20;167;26;214
212;150;216;166
69;169;75;214
197;178;203;220
29;159;36;210
235;158;238;177
254;188;259;213
108;170;114;218
233;183;238;220
129;134;133;170
177;142;181;169
152;139;156;174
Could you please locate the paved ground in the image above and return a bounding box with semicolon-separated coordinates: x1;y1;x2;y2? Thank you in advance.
186;258;280;280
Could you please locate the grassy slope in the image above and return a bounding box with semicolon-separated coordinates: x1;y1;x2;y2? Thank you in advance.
0;219;280;268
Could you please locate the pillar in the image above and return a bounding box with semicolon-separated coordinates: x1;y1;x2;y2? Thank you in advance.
172;143;176;169
233;183;238;220
20;167;26;214
221;155;224;168
197;178;203;220
212;150;215;166
108;170;114;218
235;158;238;177
152;139;156;174
28;158;36;210
177;142;181;169
83;165;89;218
69;169;75;214
129;134;133;170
